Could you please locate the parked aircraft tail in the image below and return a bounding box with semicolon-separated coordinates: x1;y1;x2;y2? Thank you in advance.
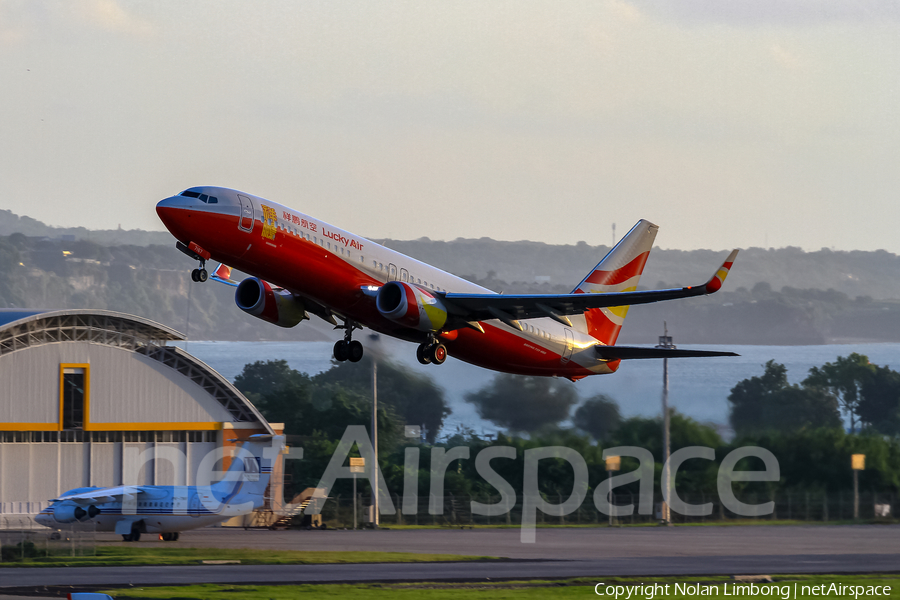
214;434;284;501
570;220;659;345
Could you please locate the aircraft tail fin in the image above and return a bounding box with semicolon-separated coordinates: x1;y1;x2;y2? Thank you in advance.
570;220;659;345
214;434;285;501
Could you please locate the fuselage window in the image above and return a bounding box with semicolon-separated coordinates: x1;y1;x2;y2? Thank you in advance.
313;236;317;243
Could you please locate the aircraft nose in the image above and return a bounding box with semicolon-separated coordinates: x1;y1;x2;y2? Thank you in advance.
156;195;189;211
156;195;193;240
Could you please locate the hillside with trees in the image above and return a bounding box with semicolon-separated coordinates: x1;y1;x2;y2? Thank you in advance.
1;209;900;343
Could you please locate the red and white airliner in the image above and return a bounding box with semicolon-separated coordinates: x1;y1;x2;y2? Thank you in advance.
156;187;738;380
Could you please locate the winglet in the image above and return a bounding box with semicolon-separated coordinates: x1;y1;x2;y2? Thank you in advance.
704;249;739;294
210;263;240;287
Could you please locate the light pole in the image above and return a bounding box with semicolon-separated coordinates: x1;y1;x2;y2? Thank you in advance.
852;454;865;520
369;334;380;527
655;322;674;525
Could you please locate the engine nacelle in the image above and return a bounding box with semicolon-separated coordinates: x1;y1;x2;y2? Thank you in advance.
375;281;448;331
52;501;99;523
235;278;308;328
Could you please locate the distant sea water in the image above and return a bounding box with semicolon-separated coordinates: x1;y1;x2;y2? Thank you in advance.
170;339;900;438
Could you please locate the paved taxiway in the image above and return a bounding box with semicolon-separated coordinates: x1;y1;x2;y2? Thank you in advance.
152;524;900;560
2;525;898;588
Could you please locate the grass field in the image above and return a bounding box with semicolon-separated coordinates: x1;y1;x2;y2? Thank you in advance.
101;574;900;600
0;545;497;567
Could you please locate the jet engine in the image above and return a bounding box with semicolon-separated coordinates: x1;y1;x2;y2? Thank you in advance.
375;281;448;331
52;501;100;523
235;278;308;328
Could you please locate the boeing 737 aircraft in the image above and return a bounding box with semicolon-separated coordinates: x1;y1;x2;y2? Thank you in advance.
35;435;283;541
157;187;738;380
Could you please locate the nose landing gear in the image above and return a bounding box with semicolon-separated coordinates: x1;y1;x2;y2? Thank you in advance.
191;267;208;282
333;319;364;363
177;241;211;283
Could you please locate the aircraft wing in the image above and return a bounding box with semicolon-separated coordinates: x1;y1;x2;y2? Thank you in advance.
210;263;240;287
210;263;291;292
594;346;738;360
54;486;143;505
440;250;738;328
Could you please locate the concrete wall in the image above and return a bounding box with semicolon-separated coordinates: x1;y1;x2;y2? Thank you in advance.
0;343;235;427
0;440;225;503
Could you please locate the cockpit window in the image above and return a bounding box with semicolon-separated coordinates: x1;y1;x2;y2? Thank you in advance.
179;190;218;203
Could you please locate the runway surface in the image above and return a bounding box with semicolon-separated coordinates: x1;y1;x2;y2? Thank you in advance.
2;525;898;588
153;524;900;560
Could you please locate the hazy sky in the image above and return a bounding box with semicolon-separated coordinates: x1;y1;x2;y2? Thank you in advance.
1;1;898;252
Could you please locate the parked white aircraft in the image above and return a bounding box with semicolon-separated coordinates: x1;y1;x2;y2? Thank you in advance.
35;435;283;541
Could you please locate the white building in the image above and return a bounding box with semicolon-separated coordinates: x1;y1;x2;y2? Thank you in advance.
0;309;283;523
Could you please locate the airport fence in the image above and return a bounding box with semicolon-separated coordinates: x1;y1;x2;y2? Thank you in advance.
0;517;97;562
310;490;898;528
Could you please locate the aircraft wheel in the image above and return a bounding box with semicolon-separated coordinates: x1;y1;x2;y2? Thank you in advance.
347;340;364;362
416;344;431;365
131;528;141;542
429;343;447;365
333;340;349;362
173;532;180;541
198;268;209;282
121;533;132;542
190;269;200;282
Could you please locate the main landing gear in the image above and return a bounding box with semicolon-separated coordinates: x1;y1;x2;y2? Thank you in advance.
160;532;180;541
333;320;364;363
416;337;447;366
122;525;142;542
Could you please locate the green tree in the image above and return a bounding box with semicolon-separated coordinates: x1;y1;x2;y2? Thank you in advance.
465;374;578;434
728;360;842;436
612;411;724;458
233;359;305;404
312;355;449;443
572;394;621;441
858;364;900;436
804;353;875;433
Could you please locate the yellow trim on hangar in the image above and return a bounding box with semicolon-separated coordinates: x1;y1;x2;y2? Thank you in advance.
84;422;223;431
0;422;223;432
0;423;61;431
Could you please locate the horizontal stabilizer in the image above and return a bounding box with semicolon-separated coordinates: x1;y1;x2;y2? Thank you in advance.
595;346;739;360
